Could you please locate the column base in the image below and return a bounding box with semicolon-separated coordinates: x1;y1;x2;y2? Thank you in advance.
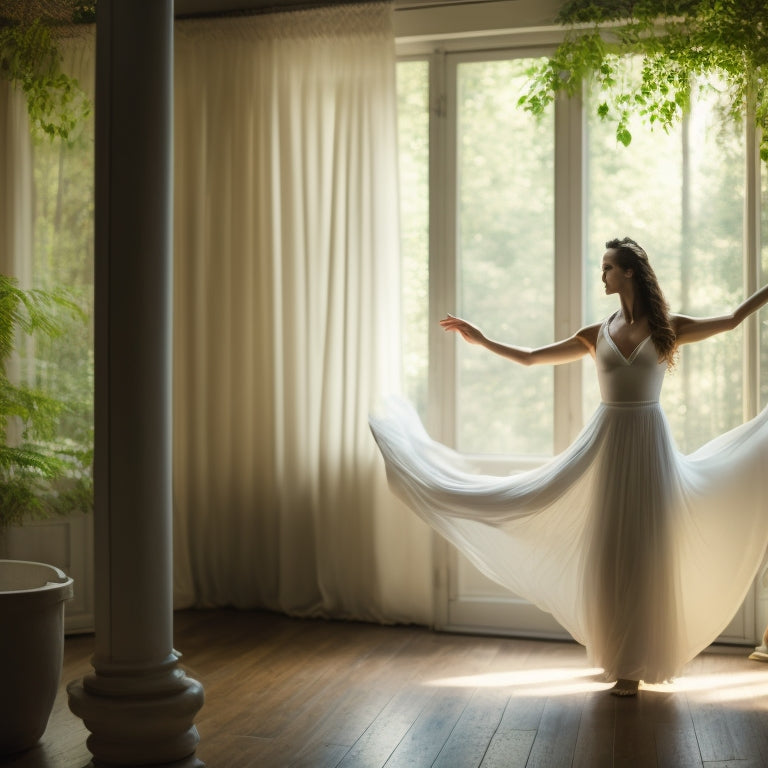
68;655;205;767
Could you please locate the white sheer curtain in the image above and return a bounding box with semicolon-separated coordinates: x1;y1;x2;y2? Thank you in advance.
0;31;94;428
0;78;32;281
172;4;432;622
0;30;94;281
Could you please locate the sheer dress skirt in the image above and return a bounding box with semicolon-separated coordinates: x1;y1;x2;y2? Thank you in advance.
370;397;768;683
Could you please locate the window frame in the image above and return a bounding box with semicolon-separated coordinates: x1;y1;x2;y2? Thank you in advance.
397;33;765;461
397;29;765;637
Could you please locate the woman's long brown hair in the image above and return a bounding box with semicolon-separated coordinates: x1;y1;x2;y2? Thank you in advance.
606;237;677;367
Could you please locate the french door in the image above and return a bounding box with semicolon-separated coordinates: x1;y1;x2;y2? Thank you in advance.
397;47;768;644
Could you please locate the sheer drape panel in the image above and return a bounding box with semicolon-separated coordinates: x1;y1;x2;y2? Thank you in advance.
0;80;32;281
173;6;432;622
0;31;93;403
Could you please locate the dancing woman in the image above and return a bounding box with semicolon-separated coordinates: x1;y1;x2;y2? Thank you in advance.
371;237;768;696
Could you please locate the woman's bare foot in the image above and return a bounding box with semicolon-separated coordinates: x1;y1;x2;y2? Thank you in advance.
610;679;639;696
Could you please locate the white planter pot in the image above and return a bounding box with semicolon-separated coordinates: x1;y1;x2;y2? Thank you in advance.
0;559;74;755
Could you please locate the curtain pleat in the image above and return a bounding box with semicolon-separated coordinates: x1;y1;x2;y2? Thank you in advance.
173;4;433;622
0;78;32;281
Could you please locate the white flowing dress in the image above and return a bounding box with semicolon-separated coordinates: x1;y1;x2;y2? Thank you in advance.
370;316;768;683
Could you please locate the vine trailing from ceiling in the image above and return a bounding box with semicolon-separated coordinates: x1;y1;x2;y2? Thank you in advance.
519;0;768;160
0;1;95;143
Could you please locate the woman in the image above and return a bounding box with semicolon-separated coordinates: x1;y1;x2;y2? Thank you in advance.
370;237;768;696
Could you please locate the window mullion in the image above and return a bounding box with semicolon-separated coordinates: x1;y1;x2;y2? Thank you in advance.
744;104;762;422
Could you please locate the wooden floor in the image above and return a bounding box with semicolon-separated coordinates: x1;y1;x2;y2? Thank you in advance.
4;609;768;768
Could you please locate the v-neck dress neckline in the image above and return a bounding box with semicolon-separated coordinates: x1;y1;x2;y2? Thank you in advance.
603;313;651;365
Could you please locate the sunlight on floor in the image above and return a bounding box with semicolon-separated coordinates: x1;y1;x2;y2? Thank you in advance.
644;669;768;702
426;664;768;700
426;667;612;696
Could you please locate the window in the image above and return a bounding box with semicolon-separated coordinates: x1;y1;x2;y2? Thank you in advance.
27;89;94;483
398;48;764;459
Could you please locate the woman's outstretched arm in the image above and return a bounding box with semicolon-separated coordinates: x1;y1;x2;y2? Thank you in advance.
439;314;598;366
674;284;768;346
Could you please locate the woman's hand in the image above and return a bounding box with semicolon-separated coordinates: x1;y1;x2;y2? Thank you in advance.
440;314;487;346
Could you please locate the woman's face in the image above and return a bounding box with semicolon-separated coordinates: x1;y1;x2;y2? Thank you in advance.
601;250;633;295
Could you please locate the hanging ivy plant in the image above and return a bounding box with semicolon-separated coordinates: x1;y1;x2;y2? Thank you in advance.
0;3;94;143
519;0;768;160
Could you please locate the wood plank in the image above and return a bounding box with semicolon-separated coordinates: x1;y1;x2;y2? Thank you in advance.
476;693;545;767
479;728;536;768
332;630;482;766
525;694;585;767
652;691;703;768
614;694;659;767
572;690;616;768
382;688;474;767
686;650;768;766
288;627;436;764
431;689;509;768
335;681;439;767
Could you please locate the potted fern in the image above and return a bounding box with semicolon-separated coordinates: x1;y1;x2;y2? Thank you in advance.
0;275;91;755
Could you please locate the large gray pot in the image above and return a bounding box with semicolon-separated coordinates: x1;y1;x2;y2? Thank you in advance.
0;559;74;755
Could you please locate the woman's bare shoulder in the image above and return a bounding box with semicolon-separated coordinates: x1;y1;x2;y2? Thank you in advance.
575;322;602;353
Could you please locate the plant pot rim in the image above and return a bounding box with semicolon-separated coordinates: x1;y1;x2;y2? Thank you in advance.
0;559;74;608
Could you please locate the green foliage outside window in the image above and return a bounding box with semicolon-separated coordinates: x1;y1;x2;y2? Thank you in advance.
456;59;555;456
519;0;768;160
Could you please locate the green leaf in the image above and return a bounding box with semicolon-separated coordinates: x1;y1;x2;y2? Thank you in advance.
617;125;632;146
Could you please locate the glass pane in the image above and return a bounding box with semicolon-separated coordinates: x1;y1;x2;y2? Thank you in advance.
455;58;555;456
30;109;94;464
397;60;430;421
585;72;744;452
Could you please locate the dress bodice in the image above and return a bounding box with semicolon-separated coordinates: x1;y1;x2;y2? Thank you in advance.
596;315;667;404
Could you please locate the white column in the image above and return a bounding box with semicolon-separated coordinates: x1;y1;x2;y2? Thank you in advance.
67;2;204;765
